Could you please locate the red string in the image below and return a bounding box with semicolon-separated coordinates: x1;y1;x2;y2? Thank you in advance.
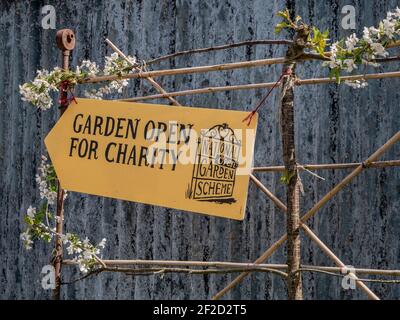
58;80;77;106
242;68;292;126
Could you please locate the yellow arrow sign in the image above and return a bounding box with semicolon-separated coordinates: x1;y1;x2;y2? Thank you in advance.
45;98;258;220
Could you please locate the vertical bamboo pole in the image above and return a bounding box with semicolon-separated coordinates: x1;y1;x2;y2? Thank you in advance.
280;25;310;300
52;29;75;300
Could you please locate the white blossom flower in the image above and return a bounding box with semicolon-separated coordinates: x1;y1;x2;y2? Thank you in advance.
35;155;57;205
382;18;396;38
343;59;357;72
368;26;380;36
98;238;107;248
394;7;400;18
66;244;75;255
20;231;33;250
76;60;99;77
345;33;359;51
345;79;368;89
26;206;36;218
362;27;373;44
370;42;388;57
19;83;53;111
78;260;89;273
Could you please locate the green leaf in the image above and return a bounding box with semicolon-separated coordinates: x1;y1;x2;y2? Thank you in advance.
328;68;341;83
277;9;290;20
275;22;290;34
280;170;295;185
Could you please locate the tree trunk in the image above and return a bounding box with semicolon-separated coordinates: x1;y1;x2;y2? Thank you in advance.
280;66;302;300
280;25;310;300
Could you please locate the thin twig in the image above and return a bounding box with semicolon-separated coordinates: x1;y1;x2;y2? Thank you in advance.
297;163;326;181
375;55;400;62
146;39;293;65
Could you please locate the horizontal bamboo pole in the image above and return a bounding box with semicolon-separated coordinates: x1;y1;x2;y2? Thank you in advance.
120;71;400;102
252;160;400;172
62;259;400;276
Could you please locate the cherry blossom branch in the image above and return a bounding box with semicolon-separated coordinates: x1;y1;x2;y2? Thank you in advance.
146;39;293;65
62;266;289;285
62;265;400;286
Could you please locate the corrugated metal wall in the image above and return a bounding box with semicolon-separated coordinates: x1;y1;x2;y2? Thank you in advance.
0;0;399;299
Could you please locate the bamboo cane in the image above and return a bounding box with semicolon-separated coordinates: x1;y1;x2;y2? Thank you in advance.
81;57;287;84
119;71;400;102
252;160;400;172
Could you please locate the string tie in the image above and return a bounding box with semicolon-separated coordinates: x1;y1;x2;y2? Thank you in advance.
242;68;293;126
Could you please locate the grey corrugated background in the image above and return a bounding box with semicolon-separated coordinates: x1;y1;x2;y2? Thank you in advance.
0;0;399;299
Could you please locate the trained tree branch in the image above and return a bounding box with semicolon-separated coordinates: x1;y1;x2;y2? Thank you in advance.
146;39;293;65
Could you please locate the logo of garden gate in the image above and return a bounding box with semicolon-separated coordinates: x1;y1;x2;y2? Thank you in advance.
187;123;241;204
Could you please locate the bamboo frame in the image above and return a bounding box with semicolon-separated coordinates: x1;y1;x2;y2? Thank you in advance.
249;174;378;299
213;131;400;300
50;32;400;300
